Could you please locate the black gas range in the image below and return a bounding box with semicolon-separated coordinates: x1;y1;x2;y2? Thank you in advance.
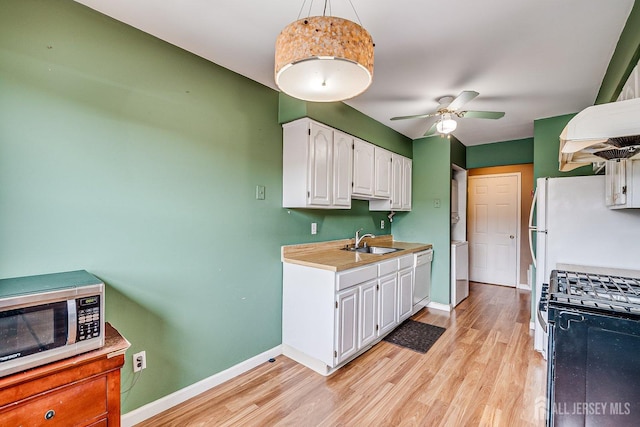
542;269;640;426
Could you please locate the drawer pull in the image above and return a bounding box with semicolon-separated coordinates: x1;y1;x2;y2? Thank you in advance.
44;409;55;420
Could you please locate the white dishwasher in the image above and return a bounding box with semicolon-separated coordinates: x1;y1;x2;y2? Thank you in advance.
451;241;469;307
413;249;433;312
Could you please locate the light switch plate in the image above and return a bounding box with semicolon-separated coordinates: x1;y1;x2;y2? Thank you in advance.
256;185;265;200
434;199;441;208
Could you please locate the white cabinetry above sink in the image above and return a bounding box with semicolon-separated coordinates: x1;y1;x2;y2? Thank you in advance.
282;117;411;211
282;118;353;209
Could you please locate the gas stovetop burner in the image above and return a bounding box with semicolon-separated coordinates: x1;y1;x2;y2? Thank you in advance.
550;270;640;315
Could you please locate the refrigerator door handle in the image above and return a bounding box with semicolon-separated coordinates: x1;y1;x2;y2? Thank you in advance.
528;186;539;268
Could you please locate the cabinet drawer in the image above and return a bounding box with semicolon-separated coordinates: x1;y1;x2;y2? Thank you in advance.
1;375;107;426
398;254;414;270
378;259;398;277
337;265;377;291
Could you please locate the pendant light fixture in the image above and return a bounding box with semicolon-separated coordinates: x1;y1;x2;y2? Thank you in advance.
274;0;374;102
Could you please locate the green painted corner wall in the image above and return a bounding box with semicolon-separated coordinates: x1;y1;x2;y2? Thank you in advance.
596;0;640;104
0;0;284;412
533;114;594;180
393;136;451;305
450;137;467;169
467;138;534;169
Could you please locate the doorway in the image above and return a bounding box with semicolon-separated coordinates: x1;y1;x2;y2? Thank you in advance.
468;173;521;287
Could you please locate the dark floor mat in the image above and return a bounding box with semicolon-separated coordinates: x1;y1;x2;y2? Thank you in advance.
382;320;446;354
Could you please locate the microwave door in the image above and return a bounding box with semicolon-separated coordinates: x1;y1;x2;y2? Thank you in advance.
0;301;69;362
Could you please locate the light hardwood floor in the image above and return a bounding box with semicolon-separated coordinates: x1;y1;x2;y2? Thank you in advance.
137;283;547;426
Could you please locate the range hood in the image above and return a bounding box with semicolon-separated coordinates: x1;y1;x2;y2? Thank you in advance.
559;97;640;171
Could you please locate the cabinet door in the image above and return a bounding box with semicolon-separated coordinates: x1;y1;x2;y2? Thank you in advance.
402;158;412;211
397;267;414;323
333;131;353;207
308;122;333;206
605;159;627;207
378;273;397;336
390;154;403;210
335;287;359;365
374;147;392;198
353;139;375;197
358;279;378;348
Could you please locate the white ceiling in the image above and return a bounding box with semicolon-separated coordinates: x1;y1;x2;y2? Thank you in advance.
74;0;634;146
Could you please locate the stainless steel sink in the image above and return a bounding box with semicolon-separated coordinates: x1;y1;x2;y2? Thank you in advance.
342;246;404;255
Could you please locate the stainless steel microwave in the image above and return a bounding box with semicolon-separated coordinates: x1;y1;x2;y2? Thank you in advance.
0;270;105;377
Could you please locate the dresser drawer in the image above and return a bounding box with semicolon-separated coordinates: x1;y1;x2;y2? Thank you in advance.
1;375;107;426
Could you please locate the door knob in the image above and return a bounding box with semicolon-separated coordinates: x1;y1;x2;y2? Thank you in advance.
509;235;515;239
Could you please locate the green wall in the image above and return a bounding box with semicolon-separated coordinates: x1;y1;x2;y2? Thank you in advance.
0;0;405;413
467;138;534;169
393;136;451;305
533;114;593;180
450;137;467;168
596;0;640;104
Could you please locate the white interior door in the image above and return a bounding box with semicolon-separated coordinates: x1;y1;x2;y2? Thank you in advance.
468;174;520;287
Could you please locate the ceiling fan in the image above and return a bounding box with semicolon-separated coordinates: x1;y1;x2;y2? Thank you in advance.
391;90;505;137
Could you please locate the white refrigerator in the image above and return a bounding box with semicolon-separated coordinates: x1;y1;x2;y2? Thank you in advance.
531;175;640;358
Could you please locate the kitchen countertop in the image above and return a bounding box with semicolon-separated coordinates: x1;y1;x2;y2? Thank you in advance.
282;235;432;272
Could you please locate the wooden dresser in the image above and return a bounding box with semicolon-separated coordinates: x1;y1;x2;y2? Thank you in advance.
0;323;129;426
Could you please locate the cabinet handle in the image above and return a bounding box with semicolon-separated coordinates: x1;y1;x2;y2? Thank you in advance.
44;409;56;420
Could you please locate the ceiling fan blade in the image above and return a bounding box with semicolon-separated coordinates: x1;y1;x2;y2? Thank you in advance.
447;90;479;111
423;122;438;137
390;112;438;121
460;110;505;119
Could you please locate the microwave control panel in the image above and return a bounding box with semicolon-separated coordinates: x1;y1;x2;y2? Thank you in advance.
76;295;101;341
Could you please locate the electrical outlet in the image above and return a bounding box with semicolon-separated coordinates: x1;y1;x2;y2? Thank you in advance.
434;199;441;208
380;220;385;229
133;350;146;373
311;222;317;235
255;185;265;200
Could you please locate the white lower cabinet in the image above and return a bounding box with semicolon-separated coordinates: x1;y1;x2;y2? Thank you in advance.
397;267;414;323
378;272;398;336
283;253;415;375
335;287;359;364
358;279;378;349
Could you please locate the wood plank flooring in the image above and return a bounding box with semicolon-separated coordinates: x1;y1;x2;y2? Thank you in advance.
136;283;547;426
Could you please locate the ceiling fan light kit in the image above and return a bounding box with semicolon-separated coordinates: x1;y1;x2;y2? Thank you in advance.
274;6;374;102
390;90;505;138
435;113;457;134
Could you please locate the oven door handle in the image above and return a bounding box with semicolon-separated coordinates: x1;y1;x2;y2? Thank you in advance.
558;312;585;330
537;299;548;333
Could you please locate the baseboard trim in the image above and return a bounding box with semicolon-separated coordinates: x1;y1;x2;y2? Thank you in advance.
121;345;282;427
427;301;452;312
517;283;531;291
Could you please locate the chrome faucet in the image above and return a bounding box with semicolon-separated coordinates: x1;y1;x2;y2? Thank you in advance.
354;228;375;248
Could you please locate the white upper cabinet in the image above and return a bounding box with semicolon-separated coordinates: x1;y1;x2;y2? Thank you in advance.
352;139;375;198
283;117;410;210
370;154;412;212
333;130;354;207
282;118;352;209
605;159;640;209
401;157;412;211
374;147;392;198
308;122;333;206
